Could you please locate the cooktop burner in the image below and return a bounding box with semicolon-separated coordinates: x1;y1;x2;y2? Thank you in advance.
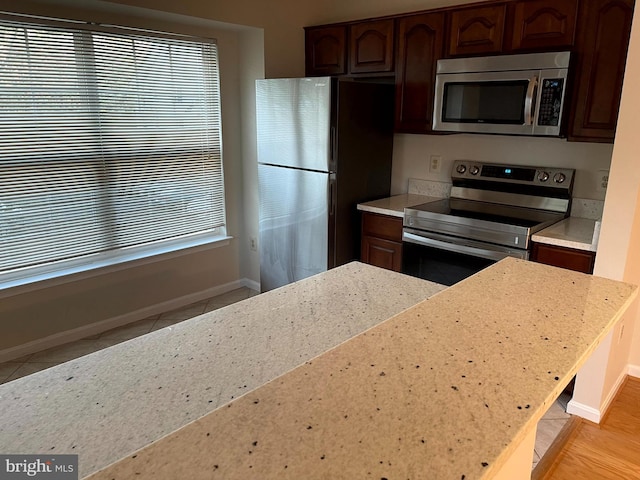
409;199;543;228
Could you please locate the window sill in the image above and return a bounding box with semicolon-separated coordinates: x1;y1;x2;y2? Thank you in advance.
0;233;232;299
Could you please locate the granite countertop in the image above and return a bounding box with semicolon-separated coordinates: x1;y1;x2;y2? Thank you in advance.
0;263;444;479
532;217;601;252
357;193;441;218
80;259;636;480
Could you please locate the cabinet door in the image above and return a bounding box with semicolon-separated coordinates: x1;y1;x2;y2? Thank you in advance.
531;243;595;274
361;236;403;272
509;0;578;51
395;12;445;133
447;4;506;56
569;0;634;143
349;19;395;74
361;212;403;272
305;26;347;76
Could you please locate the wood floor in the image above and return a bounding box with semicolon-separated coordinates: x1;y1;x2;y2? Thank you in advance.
537;376;640;480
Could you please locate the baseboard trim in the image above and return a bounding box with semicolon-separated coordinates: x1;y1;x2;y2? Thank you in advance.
600;368;630;419
241;278;260;292
0;278;256;363
566;400;601;423
567;368;629;424
627;364;640;378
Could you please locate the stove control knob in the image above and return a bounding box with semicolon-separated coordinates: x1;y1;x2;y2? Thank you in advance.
456;164;467;174
537;171;550;182
469;165;480;175
553;172;566;184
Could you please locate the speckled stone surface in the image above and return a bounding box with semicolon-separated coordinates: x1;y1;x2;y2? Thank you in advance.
357;194;440;217
86;259;637;480
570;198;604;220
0;262;444;479
532;217;601;252
408;178;452;197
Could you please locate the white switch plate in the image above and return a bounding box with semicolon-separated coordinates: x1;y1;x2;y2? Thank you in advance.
429;155;442;173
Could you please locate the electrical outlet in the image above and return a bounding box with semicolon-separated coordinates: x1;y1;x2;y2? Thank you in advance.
249;236;257;252
597;169;609;193
429;155;442;173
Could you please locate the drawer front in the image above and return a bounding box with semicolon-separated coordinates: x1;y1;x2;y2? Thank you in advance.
532;242;595;274
362;212;403;242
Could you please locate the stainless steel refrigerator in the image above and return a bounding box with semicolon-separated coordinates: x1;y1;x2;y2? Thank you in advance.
256;77;395;292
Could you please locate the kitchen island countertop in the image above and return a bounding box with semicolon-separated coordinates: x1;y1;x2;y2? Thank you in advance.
1;260;636;480
80;259;638;480
0;262;444;478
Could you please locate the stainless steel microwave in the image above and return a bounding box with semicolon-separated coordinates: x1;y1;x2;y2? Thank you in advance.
433;51;570;136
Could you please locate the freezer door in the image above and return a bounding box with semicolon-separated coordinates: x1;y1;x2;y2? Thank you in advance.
256;77;332;172
258;164;329;292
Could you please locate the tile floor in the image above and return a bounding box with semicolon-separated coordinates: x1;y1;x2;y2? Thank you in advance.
532;391;572;469
0;285;570;468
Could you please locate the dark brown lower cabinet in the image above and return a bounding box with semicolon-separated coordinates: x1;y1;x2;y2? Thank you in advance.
531;242;596;274
360;212;403;272
361;236;403;271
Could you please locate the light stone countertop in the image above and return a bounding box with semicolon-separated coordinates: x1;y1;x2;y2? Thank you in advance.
84;258;637;480
532;217;601;252
357;193;441;218
0;263;445;479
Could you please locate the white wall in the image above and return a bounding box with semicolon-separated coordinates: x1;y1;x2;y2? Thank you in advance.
392;134;613;199
237;28;265;284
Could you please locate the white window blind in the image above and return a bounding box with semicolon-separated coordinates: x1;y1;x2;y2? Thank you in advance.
0;17;225;285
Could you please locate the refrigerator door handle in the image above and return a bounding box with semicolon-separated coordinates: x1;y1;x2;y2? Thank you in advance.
329;173;337;216
330;126;336;163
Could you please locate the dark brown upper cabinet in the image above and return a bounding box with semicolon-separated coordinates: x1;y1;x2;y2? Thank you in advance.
349;19;395;74
395;12;445;133
447;4;507;56
508;0;579;51
304;0;634;142
568;0;634;142
305;25;347;76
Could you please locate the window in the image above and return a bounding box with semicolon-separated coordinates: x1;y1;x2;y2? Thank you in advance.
0;16;226;289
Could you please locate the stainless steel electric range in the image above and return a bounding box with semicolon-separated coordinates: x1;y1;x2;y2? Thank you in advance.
402;160;575;286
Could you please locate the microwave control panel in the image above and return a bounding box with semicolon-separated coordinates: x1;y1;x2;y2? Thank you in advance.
537;79;565;127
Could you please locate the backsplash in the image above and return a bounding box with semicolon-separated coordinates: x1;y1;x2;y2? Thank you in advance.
391;134;614;201
408;178;451;197
570;199;604;220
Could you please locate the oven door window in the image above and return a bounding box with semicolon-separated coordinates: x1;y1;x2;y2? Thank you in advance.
402;241;494;286
442;80;529;125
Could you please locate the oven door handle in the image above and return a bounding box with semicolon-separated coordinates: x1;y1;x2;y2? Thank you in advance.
403;231;522;262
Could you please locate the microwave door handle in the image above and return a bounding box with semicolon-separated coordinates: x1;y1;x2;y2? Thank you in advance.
524;76;538;125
